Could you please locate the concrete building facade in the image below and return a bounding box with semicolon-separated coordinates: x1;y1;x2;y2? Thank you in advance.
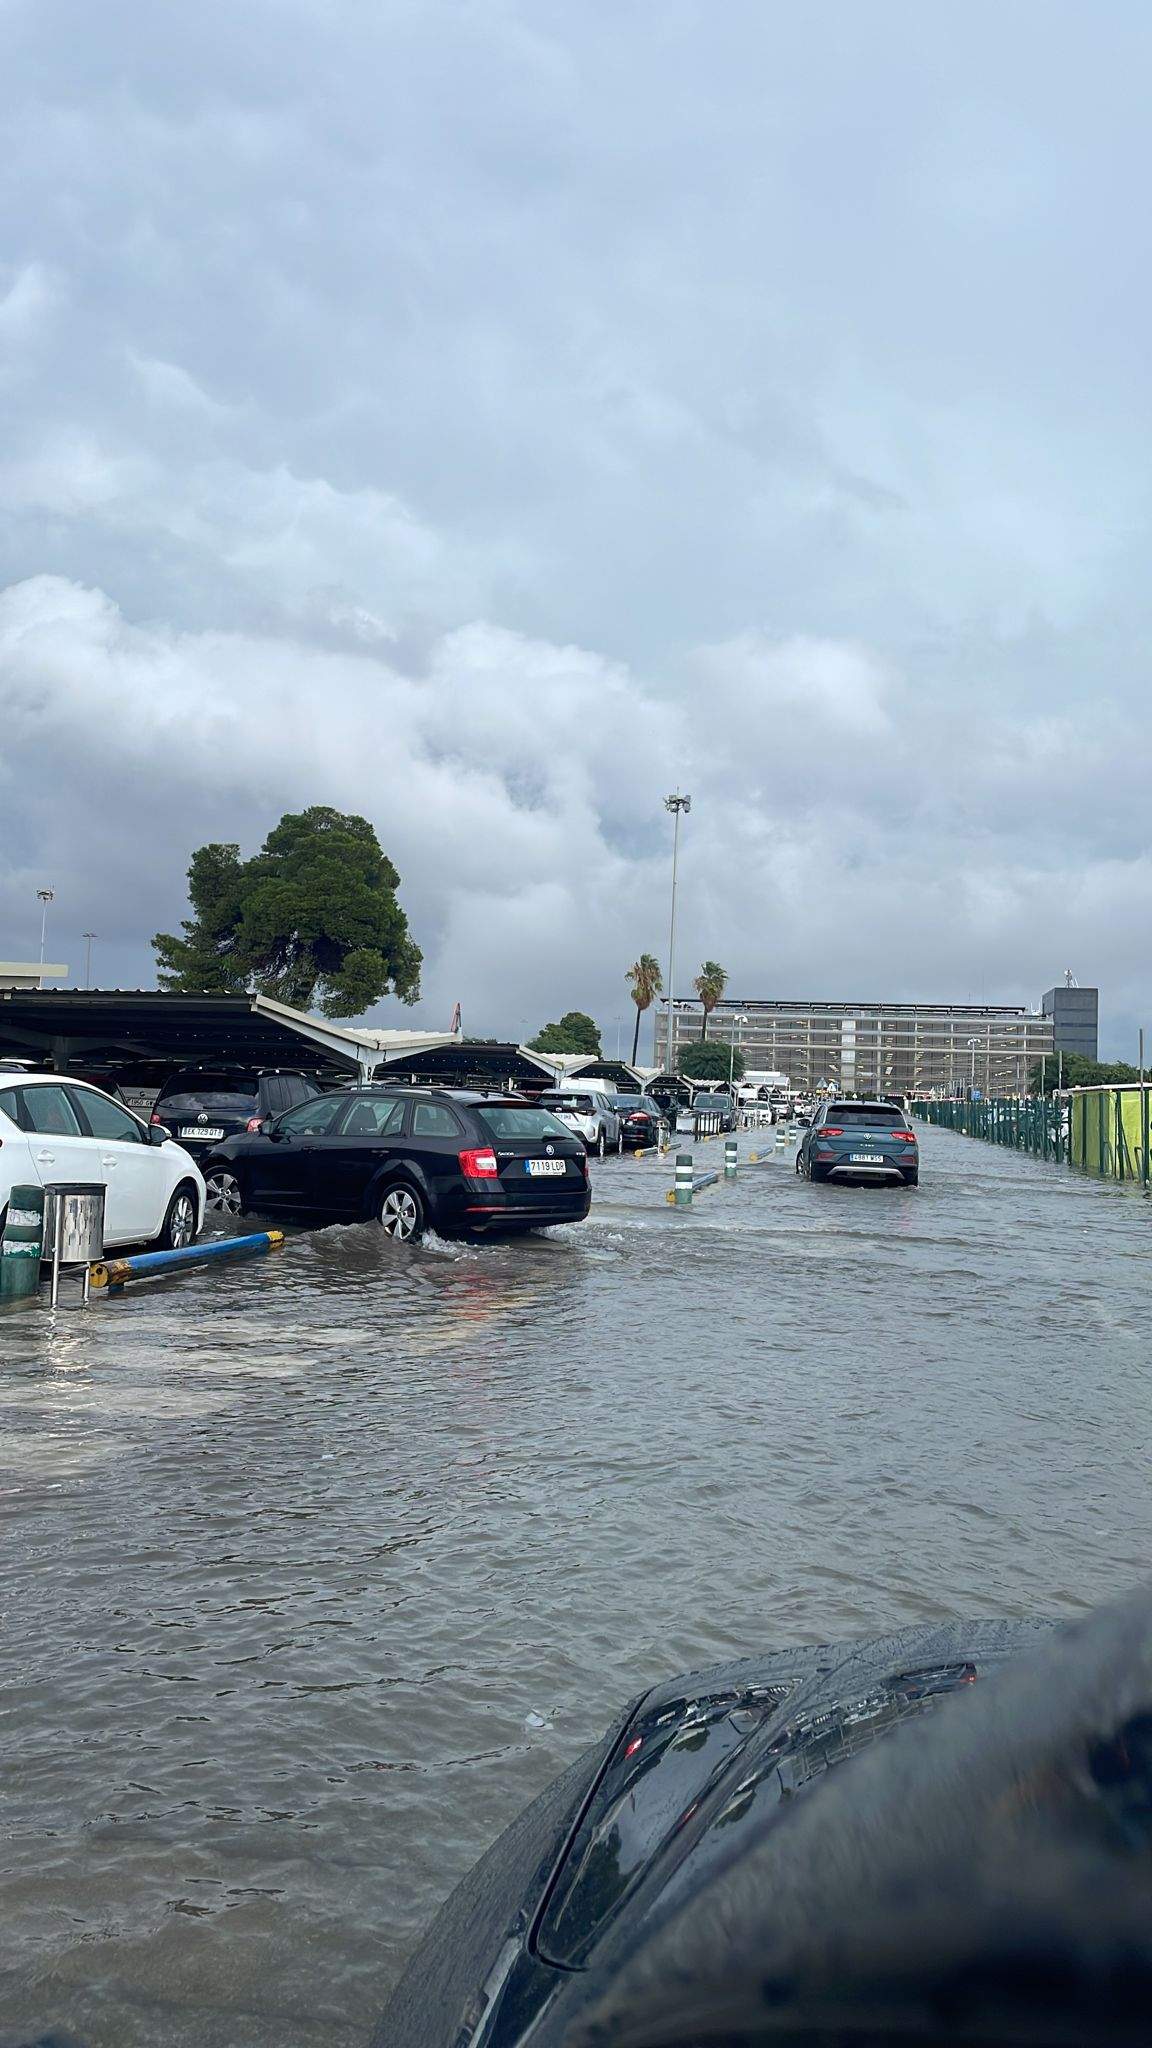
658;996;1056;1097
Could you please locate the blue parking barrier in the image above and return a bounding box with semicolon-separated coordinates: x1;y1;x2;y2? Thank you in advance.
91;1230;285;1290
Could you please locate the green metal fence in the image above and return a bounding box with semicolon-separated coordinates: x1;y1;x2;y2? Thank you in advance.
912;1096;1067;1163
913;1089;1152;1185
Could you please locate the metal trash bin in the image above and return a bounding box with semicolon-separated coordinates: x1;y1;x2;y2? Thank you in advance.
43;1183;106;1306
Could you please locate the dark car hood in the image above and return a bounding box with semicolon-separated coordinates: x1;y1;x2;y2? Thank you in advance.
378;1592;1152;2048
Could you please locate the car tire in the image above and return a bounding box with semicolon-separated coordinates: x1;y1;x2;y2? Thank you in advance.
158;1181;199;1250
204;1168;244;1217
903;1169;919;1186
377;1180;426;1243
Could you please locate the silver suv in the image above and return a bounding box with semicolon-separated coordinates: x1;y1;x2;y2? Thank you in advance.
536;1090;622;1157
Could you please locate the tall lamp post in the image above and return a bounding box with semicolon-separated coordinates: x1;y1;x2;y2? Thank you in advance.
663;793;691;1071
729;1012;748;1092
36;887;54;973
83;932;97;988
967;1036;979;1092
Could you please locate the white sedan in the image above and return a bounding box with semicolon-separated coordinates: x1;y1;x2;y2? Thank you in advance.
0;1073;205;1251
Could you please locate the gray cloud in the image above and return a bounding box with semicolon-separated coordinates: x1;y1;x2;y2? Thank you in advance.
1;0;1150;1052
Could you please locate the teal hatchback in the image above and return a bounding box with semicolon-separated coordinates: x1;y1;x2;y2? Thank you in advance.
797;1100;919;1186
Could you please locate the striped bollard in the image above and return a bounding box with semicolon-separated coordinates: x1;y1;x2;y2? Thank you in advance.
674;1152;694;1207
724;1138;738;1180
776;1120;787;1148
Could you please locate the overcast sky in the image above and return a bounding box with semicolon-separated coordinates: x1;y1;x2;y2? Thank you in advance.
1;1;1149;1054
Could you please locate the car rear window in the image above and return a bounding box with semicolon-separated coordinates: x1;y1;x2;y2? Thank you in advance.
541;1095;595;1114
824;1104;905;1125
476;1105;574;1141
157;1073;260;1114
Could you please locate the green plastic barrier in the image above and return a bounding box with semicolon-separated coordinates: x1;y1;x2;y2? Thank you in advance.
1;1184;45;1302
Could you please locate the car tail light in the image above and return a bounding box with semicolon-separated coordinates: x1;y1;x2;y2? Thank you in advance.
458;1147;498;1178
892;1130;917;1143
821;1126;844;1137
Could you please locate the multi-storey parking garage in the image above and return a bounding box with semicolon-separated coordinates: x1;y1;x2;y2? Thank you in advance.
659;996;1058;1096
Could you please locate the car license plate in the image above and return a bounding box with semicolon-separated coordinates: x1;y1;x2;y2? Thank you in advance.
850;1152;882;1163
526;1158;566;1176
181;1125;224;1140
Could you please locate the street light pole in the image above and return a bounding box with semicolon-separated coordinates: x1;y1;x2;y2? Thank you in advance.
663;793;691;1071
729;1012;748;1091
83;932;97;988
36;887;54;974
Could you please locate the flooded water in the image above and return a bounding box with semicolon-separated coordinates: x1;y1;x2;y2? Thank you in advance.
2;1125;1151;2045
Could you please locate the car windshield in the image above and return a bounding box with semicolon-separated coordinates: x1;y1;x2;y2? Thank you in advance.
823;1104;906;1126
476;1105;574;1141
694;1095;726;1109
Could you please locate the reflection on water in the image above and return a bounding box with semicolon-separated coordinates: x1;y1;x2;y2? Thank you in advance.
2;1132;1151;2045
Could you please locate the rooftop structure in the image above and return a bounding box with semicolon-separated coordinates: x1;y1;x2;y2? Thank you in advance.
1041;984;1099;1061
0;961;68;991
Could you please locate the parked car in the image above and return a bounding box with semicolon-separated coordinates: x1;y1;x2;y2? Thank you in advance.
691;1090;739;1132
0;1059;130;1104
535;1090;622;1157
149;1067;317;1165
0;1074;205;1251
604;1093;669;1148
647;1080;692;1129
796;1099;919;1185
200;1088;592;1239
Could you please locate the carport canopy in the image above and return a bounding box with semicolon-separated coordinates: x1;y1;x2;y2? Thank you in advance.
370;1040;559;1092
0;988;461;1091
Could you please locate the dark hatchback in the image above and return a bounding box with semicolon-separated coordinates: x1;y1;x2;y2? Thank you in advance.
200;1087;591;1240
149;1067;317;1161
797;1099;920;1185
606;1092;668;1147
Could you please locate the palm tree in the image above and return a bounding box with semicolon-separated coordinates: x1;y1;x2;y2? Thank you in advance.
625;954;663;1064
693;960;728;1040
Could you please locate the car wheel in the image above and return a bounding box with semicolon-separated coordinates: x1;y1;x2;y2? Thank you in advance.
597;1130;606;1158
204;1169;244;1217
904;1169;920;1186
377;1181;425;1242
158;1182;199;1250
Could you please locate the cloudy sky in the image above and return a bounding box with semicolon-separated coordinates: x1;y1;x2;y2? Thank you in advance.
1;0;1149;1054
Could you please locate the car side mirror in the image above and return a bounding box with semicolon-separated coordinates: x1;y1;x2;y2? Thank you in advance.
149;1122;171;1146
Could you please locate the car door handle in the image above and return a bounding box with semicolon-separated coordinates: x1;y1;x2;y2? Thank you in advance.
101;1155;117;1169
36;1150;55;1163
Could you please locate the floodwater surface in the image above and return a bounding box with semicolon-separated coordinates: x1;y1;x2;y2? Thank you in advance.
2;1127;1150;2044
